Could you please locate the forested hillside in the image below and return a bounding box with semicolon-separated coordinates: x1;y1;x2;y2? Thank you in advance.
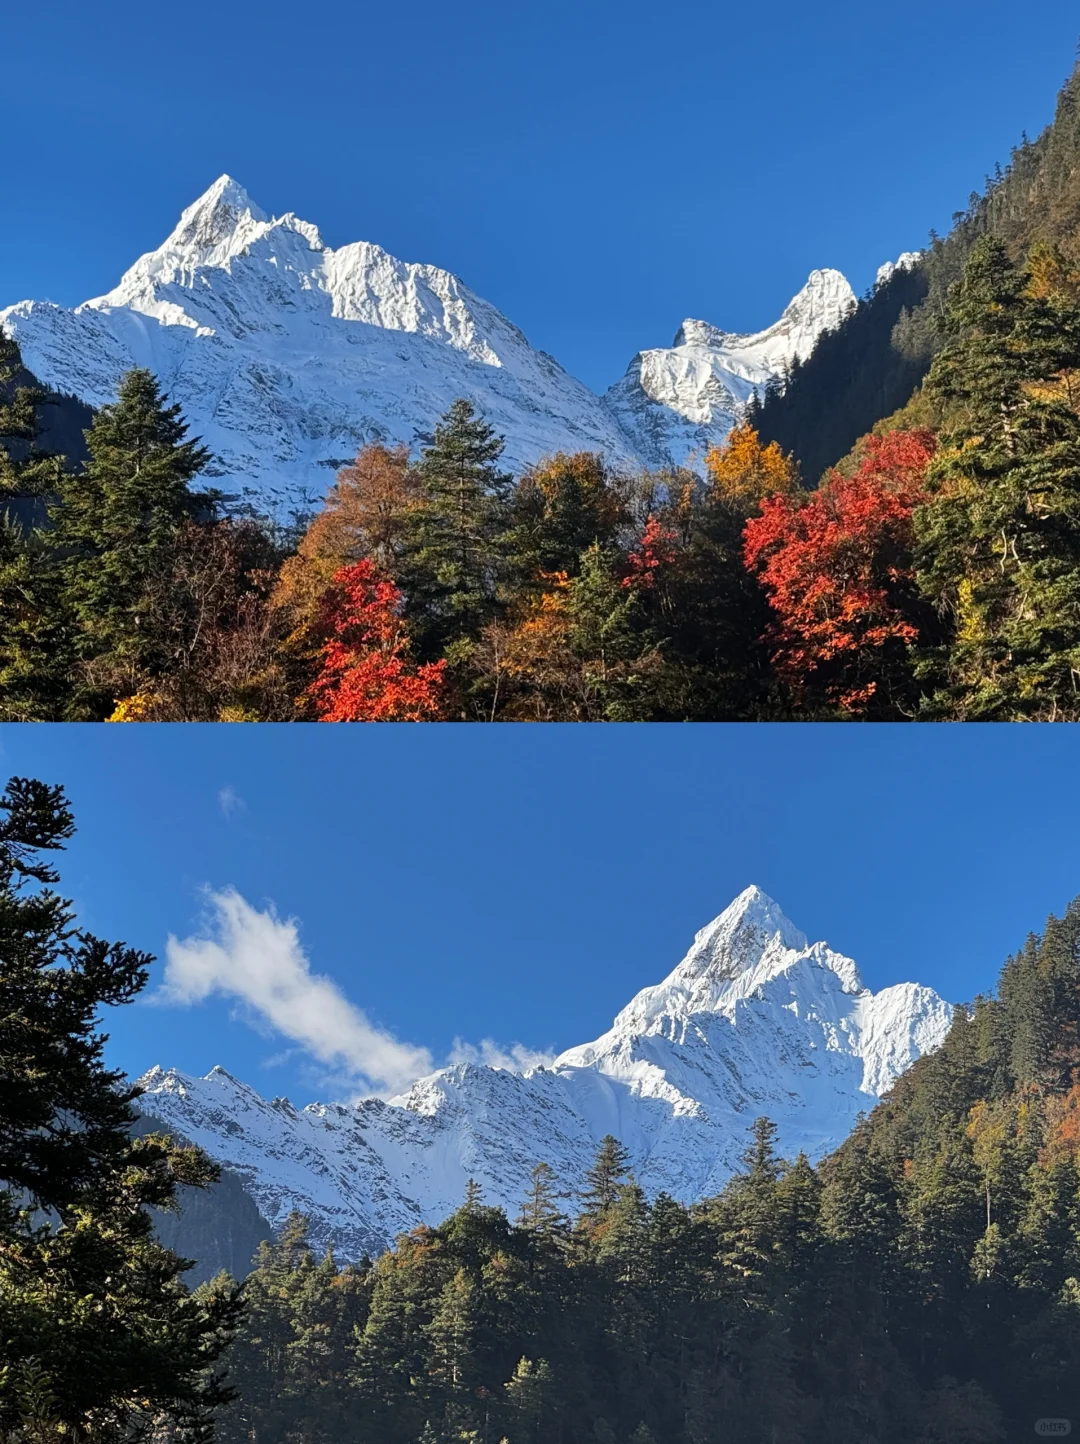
207;898;1080;1444
751;56;1080;482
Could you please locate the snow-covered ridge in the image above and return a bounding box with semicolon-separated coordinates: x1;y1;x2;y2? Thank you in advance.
2;177;857;514
139;887;952;1259
602;268;856;467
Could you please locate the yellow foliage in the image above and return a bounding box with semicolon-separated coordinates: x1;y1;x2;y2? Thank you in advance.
106;692;157;722
218;705;260;722
956;577;985;647
704;424;798;508
1025;240;1080;304
502;572;571;677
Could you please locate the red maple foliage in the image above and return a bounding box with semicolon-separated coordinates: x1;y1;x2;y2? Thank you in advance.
307;560;445;722
623;515;677;591
742;430;937;716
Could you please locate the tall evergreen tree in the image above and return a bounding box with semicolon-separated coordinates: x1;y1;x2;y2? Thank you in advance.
517;1162;568;1239
50;367;212;714
579;1136;631;1221
400;399;511;661
0;330;75;719
0;775;241;1442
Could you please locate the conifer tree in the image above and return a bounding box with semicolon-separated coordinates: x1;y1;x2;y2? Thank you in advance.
0;520;73;720
504;452;627;585
400;399;512;658
50;367;212;714
580;1136;631;1220
0;330;76;718
914;237;1080;717
0;327;54;497
517;1162;567;1238
0;775;242;1441
502;1358;554;1444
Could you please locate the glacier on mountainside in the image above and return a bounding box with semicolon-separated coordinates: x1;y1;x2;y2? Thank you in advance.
139;887;952;1260
2;177;855;515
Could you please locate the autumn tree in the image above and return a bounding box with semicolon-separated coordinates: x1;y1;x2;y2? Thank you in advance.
107;518;291;722
704;423;798;511
273;443;417;657
306;559;445;721
744;429;938;717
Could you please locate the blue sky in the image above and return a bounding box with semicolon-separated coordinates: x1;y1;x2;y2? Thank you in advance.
4;724;1080;1105
2;1;1077;390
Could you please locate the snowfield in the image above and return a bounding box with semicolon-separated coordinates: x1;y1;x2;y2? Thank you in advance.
140;886;952;1258
2;177;858;516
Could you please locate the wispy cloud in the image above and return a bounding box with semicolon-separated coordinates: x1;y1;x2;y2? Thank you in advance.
448;1038;556;1072
218;786;246;820
157;889;434;1096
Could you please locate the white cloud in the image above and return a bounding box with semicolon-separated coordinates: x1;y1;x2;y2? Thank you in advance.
158;889;433;1096
448;1038;556;1073
218;786;246;820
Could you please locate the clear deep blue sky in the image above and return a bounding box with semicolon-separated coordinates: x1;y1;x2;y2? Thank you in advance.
2;2;1078;390
4;724;1080;1104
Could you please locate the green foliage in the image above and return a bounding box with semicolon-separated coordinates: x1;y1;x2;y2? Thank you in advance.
49;367;212;714
400;398;512;660
914;237;1080;718
0;776;242;1443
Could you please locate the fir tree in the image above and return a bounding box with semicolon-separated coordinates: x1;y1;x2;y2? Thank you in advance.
50;367;212;714
0;775;241;1441
579;1136;631;1220
517;1162;567;1238
502;1358;554;1444
401;399;512;660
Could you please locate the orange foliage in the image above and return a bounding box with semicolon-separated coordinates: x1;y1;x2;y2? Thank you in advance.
274;442;417;641
502;572;572;674
306;560;444;722
704;424;798;508
742;430;937;715
1043;1082;1080;1161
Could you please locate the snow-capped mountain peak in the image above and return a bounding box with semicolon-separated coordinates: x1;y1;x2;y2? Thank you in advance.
138;890;952;1260
603;269;856;468
1;177;863;513
875;251;922;289
609;886;865;1033
163;174;272;257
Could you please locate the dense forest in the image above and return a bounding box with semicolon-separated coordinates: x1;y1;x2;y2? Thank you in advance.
196;892;1080;1444
5;60;1080;722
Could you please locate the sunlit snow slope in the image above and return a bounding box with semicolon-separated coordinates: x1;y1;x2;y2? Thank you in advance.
604;270;856;467
2;178;855;514
139;887;951;1259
